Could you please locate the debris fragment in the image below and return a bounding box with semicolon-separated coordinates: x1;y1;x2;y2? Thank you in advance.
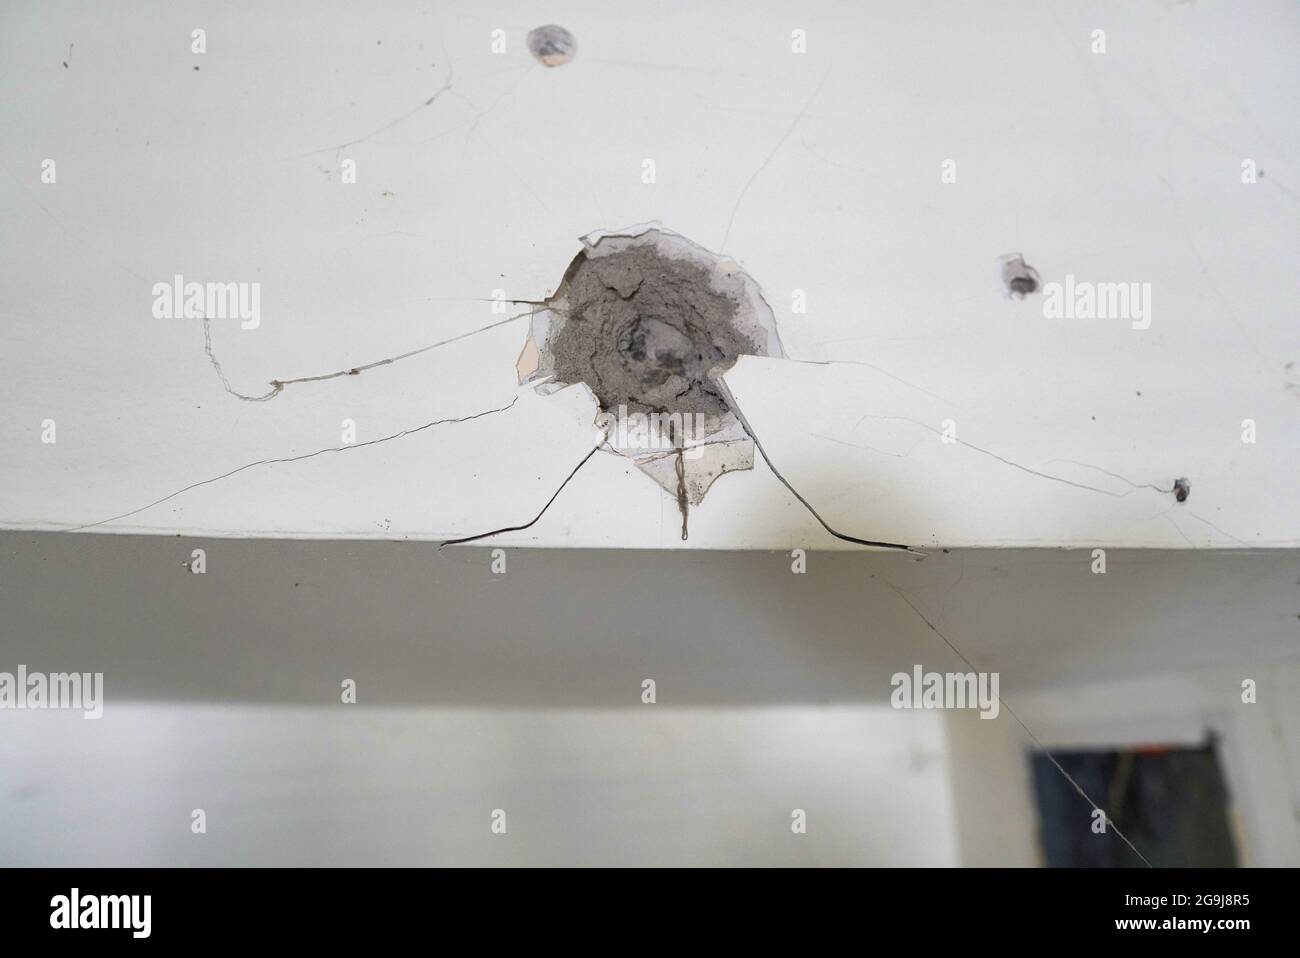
1174;477;1191;502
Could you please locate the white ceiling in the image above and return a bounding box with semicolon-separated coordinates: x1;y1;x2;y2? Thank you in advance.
2;0;1297;548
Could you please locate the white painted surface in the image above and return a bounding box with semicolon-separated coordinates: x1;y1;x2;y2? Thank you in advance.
2;1;1297;547
0;704;959;867
3;535;1295;865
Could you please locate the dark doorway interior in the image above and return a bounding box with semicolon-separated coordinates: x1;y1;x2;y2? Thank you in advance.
1030;740;1238;867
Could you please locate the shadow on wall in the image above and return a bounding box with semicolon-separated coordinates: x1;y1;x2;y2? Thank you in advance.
1;532;1298;706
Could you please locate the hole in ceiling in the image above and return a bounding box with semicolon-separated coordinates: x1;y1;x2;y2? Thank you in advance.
523;226;783;432
516;224;785;515
527;24;577;67
1000;253;1041;297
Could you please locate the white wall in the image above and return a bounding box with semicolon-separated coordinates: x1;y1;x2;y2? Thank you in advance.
2;533;1296;865
0;704;960;867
